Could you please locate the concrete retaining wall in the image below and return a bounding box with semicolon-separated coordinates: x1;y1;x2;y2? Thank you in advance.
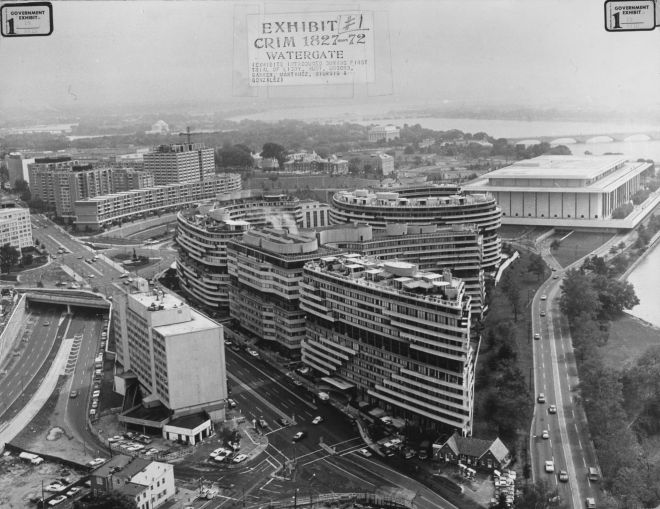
0;294;26;368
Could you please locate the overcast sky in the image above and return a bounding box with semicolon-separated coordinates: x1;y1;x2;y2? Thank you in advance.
1;0;658;114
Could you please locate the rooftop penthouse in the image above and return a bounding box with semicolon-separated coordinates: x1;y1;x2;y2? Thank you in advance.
333;189;493;208
306;255;467;309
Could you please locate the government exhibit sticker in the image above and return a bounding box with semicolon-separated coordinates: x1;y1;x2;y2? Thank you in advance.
604;0;656;31
247;12;375;86
1;2;53;37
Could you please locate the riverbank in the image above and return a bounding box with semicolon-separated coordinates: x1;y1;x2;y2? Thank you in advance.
602;313;660;370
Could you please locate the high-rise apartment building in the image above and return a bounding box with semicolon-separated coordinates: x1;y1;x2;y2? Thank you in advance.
113;282;227;420
318;222;485;317
227;228;339;357
111;167;155;192
144;143;215;185
5;153;35;185
175;191;303;316
0;204;33;250
300;255;475;434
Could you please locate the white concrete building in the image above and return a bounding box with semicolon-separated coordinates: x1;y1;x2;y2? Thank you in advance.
300;254;475;434
0;205;32;250
144;143;215;185
113;282;227;421
5;153;35;185
464;155;653;228
300;200;330;229
368;125;400;143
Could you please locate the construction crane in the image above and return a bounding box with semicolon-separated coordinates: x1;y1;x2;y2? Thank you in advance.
178;126;223;145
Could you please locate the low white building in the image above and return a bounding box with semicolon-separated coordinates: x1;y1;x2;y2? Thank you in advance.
368;125;400;143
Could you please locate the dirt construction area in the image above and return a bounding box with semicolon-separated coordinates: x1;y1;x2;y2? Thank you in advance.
0;452;86;508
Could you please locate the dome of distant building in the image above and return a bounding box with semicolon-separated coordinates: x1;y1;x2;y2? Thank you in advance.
146;120;170;135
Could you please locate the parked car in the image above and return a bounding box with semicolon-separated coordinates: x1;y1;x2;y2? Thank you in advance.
226;398;237;408
232;453;248;463
44;483;66;492
66;487;82;497
87;458;105;467
258;419;268;429
92;390;100;398
312;416;323;425
586;498;596;509
278;417;290;426
247;349;259;357
48;495;68;506
359;448;372;457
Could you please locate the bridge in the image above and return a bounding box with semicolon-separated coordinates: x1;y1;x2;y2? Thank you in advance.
22;289;111;312
509;131;660;146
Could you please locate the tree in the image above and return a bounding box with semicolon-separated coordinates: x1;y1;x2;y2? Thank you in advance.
261;142;287;166
73;492;138;509
13;178;31;202
404;145;415;155
550;239;561;251
514;480;565;509
500;270;522;321
591;275;639;319
559;269;601;324
527;253;545;280
0;243;20;274
23;253;33;266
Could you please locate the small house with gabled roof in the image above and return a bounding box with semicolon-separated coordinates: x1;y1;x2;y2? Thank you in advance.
433;432;511;471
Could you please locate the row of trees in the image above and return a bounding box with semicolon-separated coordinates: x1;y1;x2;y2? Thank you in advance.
559;265;660;507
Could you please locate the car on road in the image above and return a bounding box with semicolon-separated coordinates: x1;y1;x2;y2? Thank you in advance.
548;404;557;414
247;349;259;357
312;416;323;425
119;273;129;278
359;448;372;457
558;470;569;482
541;294;547;300
77;255;83;259
537;393;546;403
89;409;97;417
213;451;231;462
297;366;310;375
293;431;306;442
541;430;549;439
540;311;546;317
48;495;68;506
44;321;50;326
66;487;81;497
552;274;559;279
92;390;100;398
586;498;597;509
534;332;540;340
87;457;106;468
224;339;232;345
69;390;78;399
226;398;237;408
233;453;248;463
45;483;66;492
545;460;555;473
146;448;159;456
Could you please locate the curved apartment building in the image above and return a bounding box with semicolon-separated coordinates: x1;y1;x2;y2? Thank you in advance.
175;191;303;315
329;186;502;272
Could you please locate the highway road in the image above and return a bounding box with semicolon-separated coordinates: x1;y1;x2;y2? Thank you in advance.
0;308;65;425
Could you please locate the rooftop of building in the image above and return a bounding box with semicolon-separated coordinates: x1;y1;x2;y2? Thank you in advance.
116;482;147;498
122;402;171;423
483;155;628;180
115;457;153;480
130;289;184;311
306;254;467;306
233;227;340;259
149;143;207;153
167;412;210;430
154;309;220;337
91;454;145;478
333;188;493;207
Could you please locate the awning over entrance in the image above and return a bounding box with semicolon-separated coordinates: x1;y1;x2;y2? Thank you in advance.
321;377;355;391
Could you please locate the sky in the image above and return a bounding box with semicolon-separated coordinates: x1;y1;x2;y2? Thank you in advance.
1;0;659;115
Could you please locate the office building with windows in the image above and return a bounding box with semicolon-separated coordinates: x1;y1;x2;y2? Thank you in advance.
329;185;502;273
300;254;475;435
112;282;227;421
300;200;331;229
175;191;303;316
144;143;215;185
112;167;155;192
0;204;33;250
227;228;339;357
74;173;242;231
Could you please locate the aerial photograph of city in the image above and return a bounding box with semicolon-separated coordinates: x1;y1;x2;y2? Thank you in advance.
0;1;659;508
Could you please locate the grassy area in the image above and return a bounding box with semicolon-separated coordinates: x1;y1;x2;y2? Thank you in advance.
499;225;548;241
551;230;614;268
601;312;660;370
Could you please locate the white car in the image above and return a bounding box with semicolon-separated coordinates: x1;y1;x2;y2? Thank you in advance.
92;390;100;398
545;460;555;473
312;416;323;425
541;430;549;439
45;483;66;492
359;448;372;457
87;457;106;467
48;495;68;506
541;294;547;300
91;400;98;409
66;487;82;496
248;349;259;357
232;453;248;463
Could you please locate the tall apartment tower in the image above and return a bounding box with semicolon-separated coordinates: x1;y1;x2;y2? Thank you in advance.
300;255;475;435
144;143;215;185
227;228;339;358
113;282;228;420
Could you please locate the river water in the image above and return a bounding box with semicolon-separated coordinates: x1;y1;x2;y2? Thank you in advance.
626;244;660;327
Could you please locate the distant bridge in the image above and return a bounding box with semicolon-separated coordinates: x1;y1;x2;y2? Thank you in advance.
509;131;660;146
22;289;110;311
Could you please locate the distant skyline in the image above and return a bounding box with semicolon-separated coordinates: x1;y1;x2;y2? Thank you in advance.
1;1;659;119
